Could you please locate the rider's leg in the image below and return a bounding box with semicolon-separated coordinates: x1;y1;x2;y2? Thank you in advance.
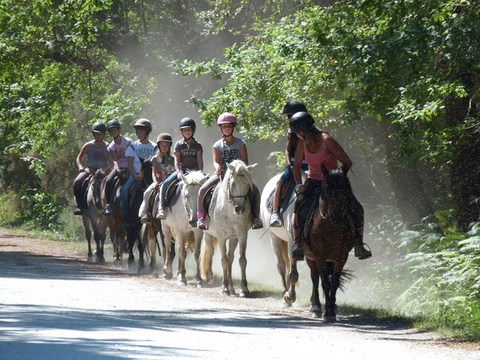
156;171;177;219
196;175;219;229
351;197;372;260
73;171;90;215
121;176;135;222
139;182;155;223
269;180;283;227
291;191;306;260
251;184;263;229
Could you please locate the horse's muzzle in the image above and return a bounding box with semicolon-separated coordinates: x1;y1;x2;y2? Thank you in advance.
234;205;245;214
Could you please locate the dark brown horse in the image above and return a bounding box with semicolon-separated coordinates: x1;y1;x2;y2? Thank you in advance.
284;165;355;322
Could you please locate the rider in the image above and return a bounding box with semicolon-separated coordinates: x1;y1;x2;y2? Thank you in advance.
289;111;372;261
156;117;203;219
139;133;175;223
103;119;131;215
270;100;309;227
196;112;263;230
121;118;157;222
72;122;110;215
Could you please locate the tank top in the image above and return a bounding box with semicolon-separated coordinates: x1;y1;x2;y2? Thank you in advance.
86;141;109;170
304;133;337;181
213;137;245;175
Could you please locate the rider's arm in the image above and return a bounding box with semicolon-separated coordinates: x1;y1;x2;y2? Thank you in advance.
292;139;305;191
196;148;204;172
174;151;182;174
325;135;353;171
212;147;222;177
76;142;89;172
239;143;248;164
285;133;292;167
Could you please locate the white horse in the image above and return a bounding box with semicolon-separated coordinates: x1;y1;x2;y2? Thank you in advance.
260;172;304;306
144;171;208;285
199;159;256;297
82;169;108;263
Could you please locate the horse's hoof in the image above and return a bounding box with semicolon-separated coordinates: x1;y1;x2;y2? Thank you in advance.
221;287;230;296
163;272;173;280
196;281;203;289
87;256;94;263
239;290;250;298
323;315;337;323
282;301;292;309
113;258;122;267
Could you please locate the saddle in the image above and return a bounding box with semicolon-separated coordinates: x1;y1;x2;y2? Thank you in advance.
164;178;182;209
265;175;295;214
80;173;93;210
202;185;216;218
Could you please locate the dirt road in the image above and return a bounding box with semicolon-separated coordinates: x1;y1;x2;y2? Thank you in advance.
0;230;478;360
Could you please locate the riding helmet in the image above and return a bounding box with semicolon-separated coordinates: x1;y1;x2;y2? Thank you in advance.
179;117;196;132
289;111;315;133
217;112;237;125
157;133;173;144
91;122;107;134
107;119;121;130
282;100;307;116
133;118;152;134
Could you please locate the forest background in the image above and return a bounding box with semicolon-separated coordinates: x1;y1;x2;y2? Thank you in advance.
0;0;479;340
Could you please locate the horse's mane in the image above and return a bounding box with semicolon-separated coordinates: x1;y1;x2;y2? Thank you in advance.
222;160;253;194
185;170;207;185
321;168;353;197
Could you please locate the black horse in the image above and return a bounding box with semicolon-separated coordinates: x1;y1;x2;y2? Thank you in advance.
124;159;153;272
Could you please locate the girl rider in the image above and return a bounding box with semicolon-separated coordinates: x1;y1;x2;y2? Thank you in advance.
121;118;157;222
73;122;110;215
103;119;131;215
290;111;372;261
196;112;263;230
156;117;203;219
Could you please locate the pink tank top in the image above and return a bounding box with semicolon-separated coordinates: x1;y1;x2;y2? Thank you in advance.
304;134;337;181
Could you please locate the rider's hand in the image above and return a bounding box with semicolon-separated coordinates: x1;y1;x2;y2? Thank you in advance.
295;184;305;193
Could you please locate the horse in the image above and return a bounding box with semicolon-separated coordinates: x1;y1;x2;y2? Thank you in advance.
81;169;108;263
144;171;208;285
259;173;300;305
283;165;355;322
102;169;129;266
199;159;256;297
124;159;153;272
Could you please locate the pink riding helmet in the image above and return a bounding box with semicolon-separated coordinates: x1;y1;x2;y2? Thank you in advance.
217;112;237;125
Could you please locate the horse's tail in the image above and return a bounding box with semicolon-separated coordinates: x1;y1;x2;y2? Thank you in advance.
339;268;355;291
199;235;218;284
140;223;151;259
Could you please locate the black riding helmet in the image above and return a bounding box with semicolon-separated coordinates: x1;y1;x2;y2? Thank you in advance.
179;117;196;133
91;122;107;134
282;100;308;116
289;111;315;134
107;119;121;130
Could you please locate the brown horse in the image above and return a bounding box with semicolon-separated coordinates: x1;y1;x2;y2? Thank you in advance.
284;165;355;322
102;169;129;266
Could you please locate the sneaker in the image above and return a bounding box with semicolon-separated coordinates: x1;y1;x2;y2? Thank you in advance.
74;207;83;215
354;244;372;260
197;218;208;230
252;217;263;229
157;208;166;220
291;242;304;261
103;204;111;215
140;213;152;224
269;212;282;227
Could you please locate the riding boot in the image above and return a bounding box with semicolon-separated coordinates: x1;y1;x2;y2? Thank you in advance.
354;237;372;260
292;226;304;261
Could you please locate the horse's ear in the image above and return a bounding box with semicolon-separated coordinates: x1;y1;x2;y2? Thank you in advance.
247;163;257;171
227;163;235;172
179;172;187;183
321;164;329;177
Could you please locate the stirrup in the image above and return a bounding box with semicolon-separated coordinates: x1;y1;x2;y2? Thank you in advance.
103;204;111;215
74;207;83;215
197;218;208;230
291;243;304;261
252;218;263;229
269;212;282;227
354;243;372;260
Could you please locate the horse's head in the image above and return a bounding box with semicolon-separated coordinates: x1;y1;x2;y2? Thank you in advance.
89;169;107;209
320;165;353;224
139;158;153;188
180;171;209;226
223;160;255;214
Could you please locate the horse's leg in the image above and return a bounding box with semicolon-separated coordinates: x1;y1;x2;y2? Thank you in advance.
162;225;174;280
307;259;322;318
218;238;233;295
82;216;94;262
284;257;299;306
237;235;249;298
177;232;187;285
146;223;159;276
126;225;136;269
97;215;107;264
271;235;288;296
136;224;145;274
193;229;204;288
320;262;335;322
